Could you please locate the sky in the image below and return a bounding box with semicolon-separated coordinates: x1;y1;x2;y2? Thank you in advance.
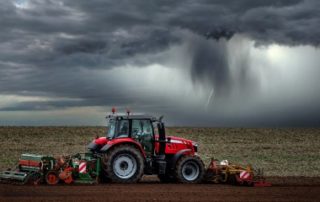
0;0;320;127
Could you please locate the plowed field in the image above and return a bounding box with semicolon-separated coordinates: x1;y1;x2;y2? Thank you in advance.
1;176;320;202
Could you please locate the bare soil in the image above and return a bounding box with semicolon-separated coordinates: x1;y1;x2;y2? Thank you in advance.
1;176;320;202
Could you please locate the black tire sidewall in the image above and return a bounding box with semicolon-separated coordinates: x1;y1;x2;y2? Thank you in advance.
103;145;144;183
110;150;139;180
175;156;205;183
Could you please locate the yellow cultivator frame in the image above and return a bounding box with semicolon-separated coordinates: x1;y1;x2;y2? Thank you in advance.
206;158;270;187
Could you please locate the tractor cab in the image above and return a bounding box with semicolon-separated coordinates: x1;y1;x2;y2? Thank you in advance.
104;114;157;157
87;110;205;184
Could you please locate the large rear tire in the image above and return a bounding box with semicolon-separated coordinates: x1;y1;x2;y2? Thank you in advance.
102;145;144;183
175;155;205;184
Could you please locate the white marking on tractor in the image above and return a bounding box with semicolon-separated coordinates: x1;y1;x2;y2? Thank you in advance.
169;139;184;144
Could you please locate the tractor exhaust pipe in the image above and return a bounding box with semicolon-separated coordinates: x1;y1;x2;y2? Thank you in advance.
156;118;167;175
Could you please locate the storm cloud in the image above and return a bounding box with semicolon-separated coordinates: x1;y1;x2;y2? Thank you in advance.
0;0;320;126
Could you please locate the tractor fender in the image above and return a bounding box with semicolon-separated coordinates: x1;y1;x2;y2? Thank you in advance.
100;140;146;158
100;144;112;152
170;149;192;170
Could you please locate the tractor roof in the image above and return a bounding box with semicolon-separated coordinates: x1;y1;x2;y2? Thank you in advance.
106;114;158;122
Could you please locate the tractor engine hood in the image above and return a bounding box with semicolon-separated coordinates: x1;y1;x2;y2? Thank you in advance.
156;135;198;149
157;135;198;153
170;135;198;151
171;136;197;149
165;136;193;145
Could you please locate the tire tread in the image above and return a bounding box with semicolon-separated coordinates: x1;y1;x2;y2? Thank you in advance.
175;155;205;184
102;144;144;183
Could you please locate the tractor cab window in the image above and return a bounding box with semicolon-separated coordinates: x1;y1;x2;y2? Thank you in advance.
153;122;159;137
107;119;116;139
107;119;129;139
132;120;154;157
116;120;129;138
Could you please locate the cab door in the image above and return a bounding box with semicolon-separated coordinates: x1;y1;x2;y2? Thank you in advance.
131;119;154;157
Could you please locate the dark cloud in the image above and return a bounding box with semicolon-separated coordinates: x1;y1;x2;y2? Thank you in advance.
0;0;320;126
187;36;231;97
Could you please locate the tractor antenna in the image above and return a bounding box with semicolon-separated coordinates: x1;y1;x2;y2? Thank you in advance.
111;107;116;114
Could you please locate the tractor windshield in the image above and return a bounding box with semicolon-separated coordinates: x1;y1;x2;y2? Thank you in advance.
106;119;129;139
107;119;116;139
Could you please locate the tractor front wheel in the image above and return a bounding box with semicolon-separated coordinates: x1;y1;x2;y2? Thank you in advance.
102;145;144;183
175;155;205;184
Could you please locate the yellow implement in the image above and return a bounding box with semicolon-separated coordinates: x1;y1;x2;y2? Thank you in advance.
206;158;271;187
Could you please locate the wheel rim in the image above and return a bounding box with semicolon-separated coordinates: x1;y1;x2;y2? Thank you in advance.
182;161;200;181
46;172;59;185
113;154;137;179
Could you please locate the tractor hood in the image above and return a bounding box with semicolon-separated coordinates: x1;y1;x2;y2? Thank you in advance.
155;135;198;151
156;135;197;148
165;135;194;145
158;135;198;154
170;135;198;149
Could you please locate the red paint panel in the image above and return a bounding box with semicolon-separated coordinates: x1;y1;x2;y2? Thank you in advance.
19;160;41;167
108;138;146;158
94;137;108;145
155;135;195;155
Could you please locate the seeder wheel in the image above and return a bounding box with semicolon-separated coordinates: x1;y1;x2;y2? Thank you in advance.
45;171;59;185
63;175;73;184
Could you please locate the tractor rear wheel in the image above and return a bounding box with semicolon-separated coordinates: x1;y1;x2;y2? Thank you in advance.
175;155;205;184
102;145;144;183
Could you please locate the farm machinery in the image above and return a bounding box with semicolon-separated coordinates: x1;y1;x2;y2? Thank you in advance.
205;159;271;187
0;109;271;186
0;153;101;185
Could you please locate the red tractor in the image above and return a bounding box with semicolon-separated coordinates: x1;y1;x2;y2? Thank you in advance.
88;112;205;183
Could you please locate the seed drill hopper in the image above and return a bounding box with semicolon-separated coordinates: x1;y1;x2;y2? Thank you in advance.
0;154;55;185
